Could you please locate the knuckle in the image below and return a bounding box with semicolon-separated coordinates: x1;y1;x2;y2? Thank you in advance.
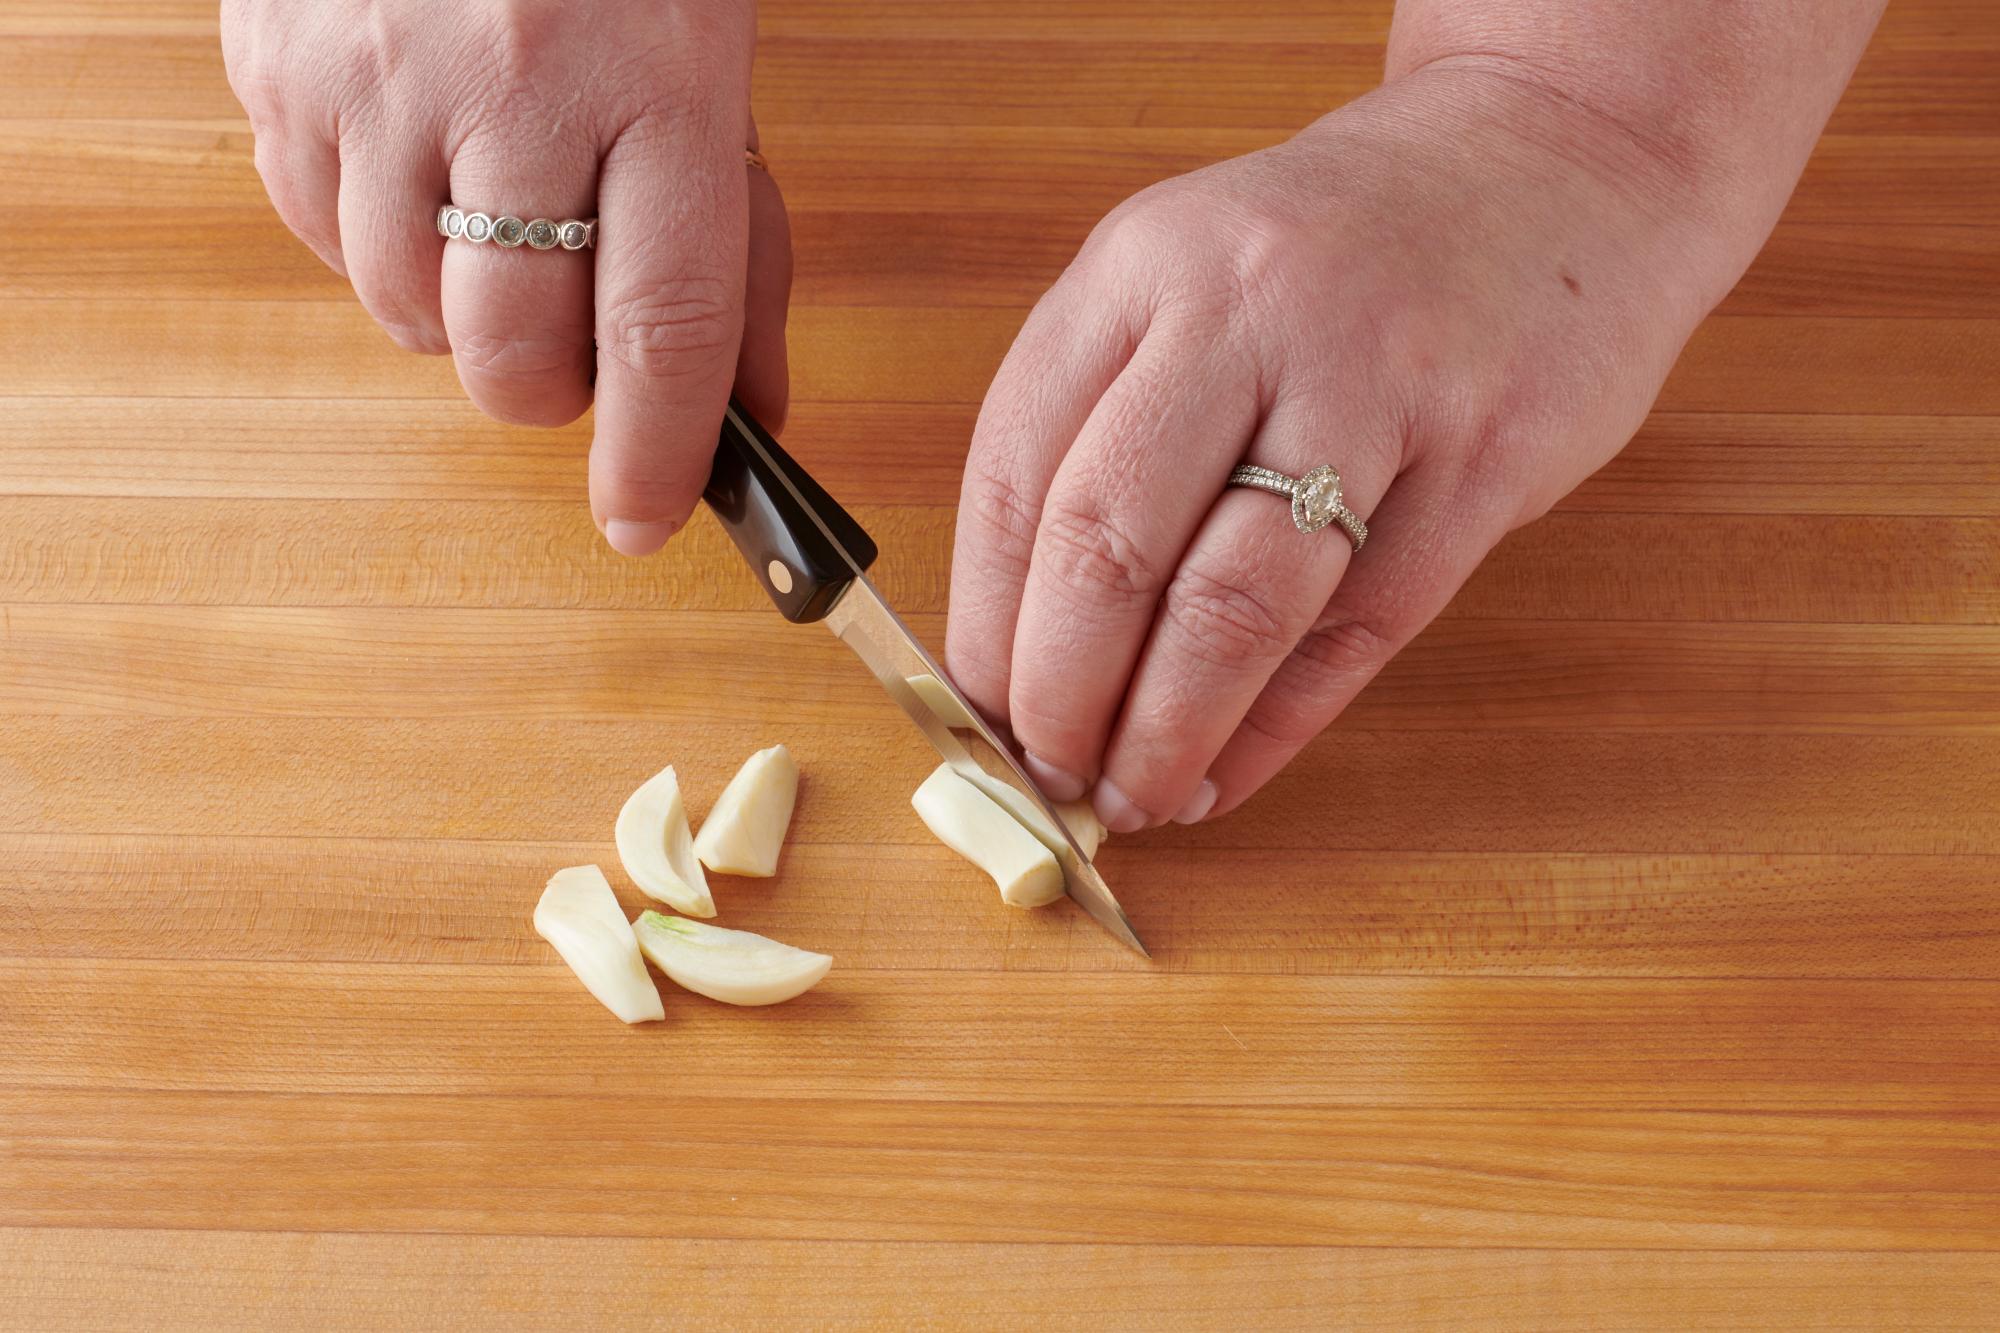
453;327;589;381
251;139;337;256
1277;617;1398;704
1226;211;1308;297
1088;187;1173;258
375;313;449;356
598;279;739;383
1034;500;1159;611
1003;692;1089;756
1238;692;1324;752
1234;617;1394;750
635;49;732;115
958;458;1042;583
222;50;277;119
1161;563;1297;668
1448;407;1547;520
592;452;703;526
250;133;300;206
475;3;567;88
595;455;693;511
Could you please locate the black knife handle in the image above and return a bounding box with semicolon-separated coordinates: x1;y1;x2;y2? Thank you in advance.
701;401;879;624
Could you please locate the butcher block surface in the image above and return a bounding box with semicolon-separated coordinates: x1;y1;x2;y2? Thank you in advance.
3;1;1999;1326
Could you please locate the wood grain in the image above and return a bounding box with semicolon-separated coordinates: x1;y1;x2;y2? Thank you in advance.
3;1234;1996;1333
4;1091;1998;1247
9;961;2000;1115
4;0;1997;1325
6;835;1997;978
6;607;1997;735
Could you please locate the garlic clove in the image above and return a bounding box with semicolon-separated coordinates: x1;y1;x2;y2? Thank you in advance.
614;765;715;918
961;767;1108;861
692;744;800;877
632;910;832;1006
533;865;664;1024
911;763;1066;909
1058;797;1109;860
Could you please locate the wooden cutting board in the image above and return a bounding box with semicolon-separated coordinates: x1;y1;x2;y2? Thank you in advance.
2;1;1997;1325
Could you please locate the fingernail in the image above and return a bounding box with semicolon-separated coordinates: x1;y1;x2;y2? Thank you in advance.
1092;777;1153;835
1172;780;1219;826
604;519;676;558
1023;752;1088;801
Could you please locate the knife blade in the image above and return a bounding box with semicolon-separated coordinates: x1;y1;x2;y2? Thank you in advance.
702;401;1149;957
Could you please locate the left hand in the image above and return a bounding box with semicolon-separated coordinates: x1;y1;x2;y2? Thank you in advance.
945;62;1736;831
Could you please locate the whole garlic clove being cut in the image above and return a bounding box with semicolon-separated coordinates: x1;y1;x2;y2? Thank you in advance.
960;767;1108;861
533;865;664;1024
1058;798;1109;860
632;910;832;1006
614;765;715;918
693;744;800;877
911;764;1066;908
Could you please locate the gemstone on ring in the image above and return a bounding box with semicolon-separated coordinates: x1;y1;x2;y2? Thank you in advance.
525;218;560;250
493;215;527;248
1292;466;1343;534
559;220;590;250
462;212;493;243
441;208;466;240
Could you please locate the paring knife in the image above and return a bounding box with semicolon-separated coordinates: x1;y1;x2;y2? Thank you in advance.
699;400;1148;957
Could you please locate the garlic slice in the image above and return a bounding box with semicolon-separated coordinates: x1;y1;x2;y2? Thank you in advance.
632;910;832;1006
614;764;715;918
960;767;1108;861
693;744;800;877
533;865;664;1024
911;764;1065;908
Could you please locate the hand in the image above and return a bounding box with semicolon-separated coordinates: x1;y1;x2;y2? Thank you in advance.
221;0;792;555
947;63;1737;831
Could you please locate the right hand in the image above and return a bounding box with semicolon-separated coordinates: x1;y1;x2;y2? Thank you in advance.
222;0;793;556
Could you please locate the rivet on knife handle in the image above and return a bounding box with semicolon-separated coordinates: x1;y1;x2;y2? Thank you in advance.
702;401;878;623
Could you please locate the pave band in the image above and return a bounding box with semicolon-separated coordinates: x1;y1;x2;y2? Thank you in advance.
436;207;594;250
1227;463;1368;549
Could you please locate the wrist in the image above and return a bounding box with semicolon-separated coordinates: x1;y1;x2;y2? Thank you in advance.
1308;61;1756;322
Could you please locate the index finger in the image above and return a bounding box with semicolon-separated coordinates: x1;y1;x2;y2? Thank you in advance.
590;84;751;556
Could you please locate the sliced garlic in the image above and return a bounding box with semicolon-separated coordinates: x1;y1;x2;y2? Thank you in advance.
911;764;1066;908
693;744;800;877
614;764;715;918
632;910;832;1006
533;865;664;1024
961;767;1108;861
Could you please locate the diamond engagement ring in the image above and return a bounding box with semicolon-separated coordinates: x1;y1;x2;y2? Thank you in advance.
1226;463;1368;549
